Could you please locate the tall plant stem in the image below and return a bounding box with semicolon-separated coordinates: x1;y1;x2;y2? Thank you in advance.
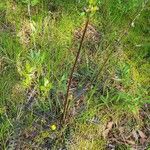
64;0;148;109
62;18;90;124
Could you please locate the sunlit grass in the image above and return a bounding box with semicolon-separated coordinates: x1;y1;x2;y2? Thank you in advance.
0;0;149;149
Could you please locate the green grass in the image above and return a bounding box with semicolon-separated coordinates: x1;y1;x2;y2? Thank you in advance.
0;0;150;149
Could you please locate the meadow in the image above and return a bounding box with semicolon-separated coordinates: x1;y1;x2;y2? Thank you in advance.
0;0;150;149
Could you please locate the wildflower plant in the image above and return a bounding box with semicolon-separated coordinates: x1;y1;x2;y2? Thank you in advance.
81;0;99;17
62;0;99;124
17;50;52;98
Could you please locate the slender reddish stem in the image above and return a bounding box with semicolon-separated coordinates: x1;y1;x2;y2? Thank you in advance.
62;18;90;123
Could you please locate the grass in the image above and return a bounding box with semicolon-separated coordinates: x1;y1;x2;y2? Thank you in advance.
0;0;150;149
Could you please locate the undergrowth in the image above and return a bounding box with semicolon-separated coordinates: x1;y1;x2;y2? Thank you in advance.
0;0;150;149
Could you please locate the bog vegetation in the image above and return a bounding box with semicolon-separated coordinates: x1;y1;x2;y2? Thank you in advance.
0;0;150;149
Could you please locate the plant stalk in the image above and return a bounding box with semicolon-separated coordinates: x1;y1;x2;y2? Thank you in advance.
62;18;90;124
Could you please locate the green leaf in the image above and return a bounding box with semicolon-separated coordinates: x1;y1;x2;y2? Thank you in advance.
80;12;86;16
44;78;49;86
31;0;39;6
89;0;95;5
